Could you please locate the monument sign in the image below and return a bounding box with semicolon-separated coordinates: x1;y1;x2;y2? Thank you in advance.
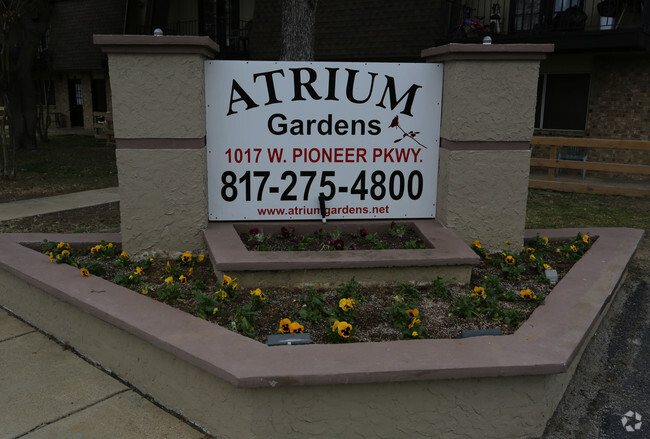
205;61;442;221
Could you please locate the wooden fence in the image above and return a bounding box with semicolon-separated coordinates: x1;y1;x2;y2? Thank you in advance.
529;136;650;197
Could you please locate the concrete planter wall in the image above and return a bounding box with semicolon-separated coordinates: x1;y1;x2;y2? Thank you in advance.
206;219;479;289
0;228;643;438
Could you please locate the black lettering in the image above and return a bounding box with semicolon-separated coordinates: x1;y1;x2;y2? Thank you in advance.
306;119;317;134
290;119;304;135
268;113;287;135
318;114;333;135
346;69;378;104
334;119;348;135
351;119;365;135
290;68;322;101
253;69;285;105
367;119;381;135
227;79;259;116
376;75;422;117
325;67;339;101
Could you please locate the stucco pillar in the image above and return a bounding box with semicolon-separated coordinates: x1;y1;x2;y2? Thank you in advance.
422;43;553;250
94;35;219;256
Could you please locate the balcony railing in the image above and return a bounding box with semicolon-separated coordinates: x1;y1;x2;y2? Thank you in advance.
135;19;250;55
446;0;649;45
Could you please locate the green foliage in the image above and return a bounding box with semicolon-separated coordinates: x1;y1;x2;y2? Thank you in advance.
384;295;427;339
388;221;409;238
194;290;221;320
295;287;328;323
491;307;524;327
41;239;76;266
450;293;484;318
337;277;363;300
394;283;421;302
114;272;141;287
365;232;387;249
558;232;593;261
429;276;452;300
288;234;312;251
498;252;526;280
230;305;257;338
405;239;426;249
156;282;184;302
88;240;117;259
78;258;107;277
470;240;488;258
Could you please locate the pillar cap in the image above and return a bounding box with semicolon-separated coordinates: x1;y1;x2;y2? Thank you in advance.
422;43;554;62
94;34;220;58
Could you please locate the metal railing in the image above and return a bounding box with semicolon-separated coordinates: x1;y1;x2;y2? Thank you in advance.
447;0;648;40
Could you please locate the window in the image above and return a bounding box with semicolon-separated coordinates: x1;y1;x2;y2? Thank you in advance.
535;73;590;131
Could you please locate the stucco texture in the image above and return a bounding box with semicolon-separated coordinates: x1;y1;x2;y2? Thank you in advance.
0;268;567;439
436;148;531;250
116;148;208;255
441;60;540;142
108;53;206;139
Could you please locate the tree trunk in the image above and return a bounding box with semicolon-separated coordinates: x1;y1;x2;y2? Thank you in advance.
0;1;51;152
280;0;318;61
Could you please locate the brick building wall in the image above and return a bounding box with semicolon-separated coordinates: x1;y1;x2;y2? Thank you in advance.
532;52;650;182
249;0;445;61
587;53;650;179
588;53;650;141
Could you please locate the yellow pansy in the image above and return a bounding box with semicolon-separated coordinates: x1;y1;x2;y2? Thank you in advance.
338;298;356;312
279;318;292;334
289;321;304;334
337;322;352;338
406;309;419;318
471;286;485;297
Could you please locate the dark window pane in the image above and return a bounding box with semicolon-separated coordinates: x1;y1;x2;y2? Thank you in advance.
542;74;590;130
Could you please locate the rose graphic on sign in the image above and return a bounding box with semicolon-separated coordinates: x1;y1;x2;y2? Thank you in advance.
389;115;428;149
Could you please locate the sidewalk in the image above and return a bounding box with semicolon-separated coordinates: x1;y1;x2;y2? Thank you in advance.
0;311;207;438
0;189;211;438
0;188;120;222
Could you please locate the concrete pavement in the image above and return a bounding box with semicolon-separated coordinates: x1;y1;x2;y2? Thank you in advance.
0;188;120;222
0;189;211;438
0;309;208;439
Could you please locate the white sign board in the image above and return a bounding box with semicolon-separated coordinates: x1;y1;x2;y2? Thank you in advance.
205;61;442;221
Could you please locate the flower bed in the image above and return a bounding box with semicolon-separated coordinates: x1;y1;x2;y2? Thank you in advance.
39;232;592;345
0;227;643;439
241;221;427;251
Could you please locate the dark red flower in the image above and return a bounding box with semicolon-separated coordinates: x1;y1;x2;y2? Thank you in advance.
280;226;295;238
389;115;399;128
249;228;259;236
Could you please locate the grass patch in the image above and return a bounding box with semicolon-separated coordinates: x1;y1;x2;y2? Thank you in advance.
526;189;650;230
0;135;118;203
